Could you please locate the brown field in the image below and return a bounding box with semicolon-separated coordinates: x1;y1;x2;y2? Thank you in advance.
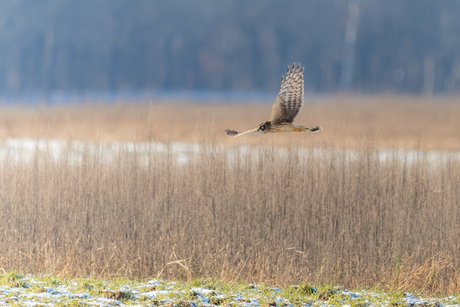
1;95;460;295
0;95;460;150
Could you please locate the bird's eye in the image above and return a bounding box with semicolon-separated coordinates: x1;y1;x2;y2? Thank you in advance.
259;125;265;131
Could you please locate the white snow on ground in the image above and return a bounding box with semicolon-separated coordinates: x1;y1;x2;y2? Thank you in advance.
0;277;459;307
0;137;457;167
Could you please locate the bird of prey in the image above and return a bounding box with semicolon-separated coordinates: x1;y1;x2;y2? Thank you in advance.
225;63;322;137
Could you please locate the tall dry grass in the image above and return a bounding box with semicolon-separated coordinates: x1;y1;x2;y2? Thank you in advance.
0;95;460;150
0;96;459;294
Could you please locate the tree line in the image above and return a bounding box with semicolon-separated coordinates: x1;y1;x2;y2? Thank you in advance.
0;0;458;96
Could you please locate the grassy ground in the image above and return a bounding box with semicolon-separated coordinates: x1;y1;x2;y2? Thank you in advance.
1;272;459;306
0;95;460;295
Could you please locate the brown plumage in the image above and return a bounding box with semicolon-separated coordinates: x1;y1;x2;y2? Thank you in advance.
225;63;322;137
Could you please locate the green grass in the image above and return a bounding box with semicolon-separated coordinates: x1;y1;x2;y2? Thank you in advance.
0;272;458;306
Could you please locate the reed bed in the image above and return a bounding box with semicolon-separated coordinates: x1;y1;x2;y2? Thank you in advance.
0;95;460;150
0;137;459;294
0;95;459;295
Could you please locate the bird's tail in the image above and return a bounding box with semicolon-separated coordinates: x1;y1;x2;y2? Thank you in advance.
300;125;322;133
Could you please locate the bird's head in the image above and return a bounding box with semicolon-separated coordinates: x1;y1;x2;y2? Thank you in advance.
257;121;272;133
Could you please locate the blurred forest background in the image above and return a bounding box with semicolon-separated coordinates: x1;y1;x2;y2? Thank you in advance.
0;0;459;99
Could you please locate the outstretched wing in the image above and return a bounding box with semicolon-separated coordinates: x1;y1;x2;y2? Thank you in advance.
225;128;258;138
269;63;304;124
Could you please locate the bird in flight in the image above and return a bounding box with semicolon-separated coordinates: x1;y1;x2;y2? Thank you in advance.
225;63;322;137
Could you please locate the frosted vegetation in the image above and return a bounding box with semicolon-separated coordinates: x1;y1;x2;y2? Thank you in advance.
1;273;459;307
